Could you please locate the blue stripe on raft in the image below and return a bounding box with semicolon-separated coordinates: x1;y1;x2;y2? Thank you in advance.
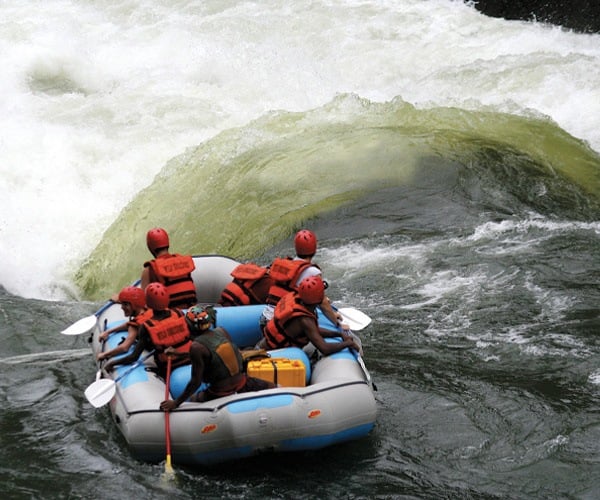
227;394;294;413
165;422;375;466
279;422;375;451
115;363;149;388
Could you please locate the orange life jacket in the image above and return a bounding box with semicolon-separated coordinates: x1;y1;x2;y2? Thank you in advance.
265;257;318;305
145;253;197;308
263;291;316;349
127;308;153;328
144;309;192;363
219;263;273;306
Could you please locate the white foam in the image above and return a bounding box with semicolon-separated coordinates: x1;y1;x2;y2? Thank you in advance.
589;370;600;385
1;0;599;299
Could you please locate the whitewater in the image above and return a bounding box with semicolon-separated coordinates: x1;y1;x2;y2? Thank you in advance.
1;0;599;300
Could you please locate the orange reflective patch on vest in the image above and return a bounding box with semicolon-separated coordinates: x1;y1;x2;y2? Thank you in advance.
153;254;195;279
215;342;242;376
145;310;191;349
231;262;268;280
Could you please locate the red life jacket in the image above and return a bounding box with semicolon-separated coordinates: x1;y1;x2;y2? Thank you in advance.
145;253;197;308
263;291;316;349
265;257;318;305
127;308;153;328
144;309;192;363
219;263;273;306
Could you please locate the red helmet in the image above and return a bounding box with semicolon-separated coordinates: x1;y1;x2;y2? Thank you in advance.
298;275;324;305
294;229;317;257
118;286;146;309
145;282;170;310
146;227;169;254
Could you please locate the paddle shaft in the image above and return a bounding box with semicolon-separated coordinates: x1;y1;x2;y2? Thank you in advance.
164;357;174;472
111;351;155;384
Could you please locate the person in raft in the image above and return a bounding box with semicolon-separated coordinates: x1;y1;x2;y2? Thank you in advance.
140;227;197;309
159;305;275;411
260;275;360;355
104;282;192;379
261;229;345;328
97;286;152;362
218;261;274;307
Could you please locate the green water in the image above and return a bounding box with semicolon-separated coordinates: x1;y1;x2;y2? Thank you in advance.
74;95;600;300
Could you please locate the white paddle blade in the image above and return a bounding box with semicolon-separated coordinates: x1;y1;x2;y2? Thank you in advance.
338;307;372;331
85;378;116;408
61;315;97;335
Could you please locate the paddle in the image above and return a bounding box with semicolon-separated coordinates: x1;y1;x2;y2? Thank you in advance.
61;315;97;336
161;356;175;482
337;307;372;331
347;330;374;388
84;351;154;408
61;299;115;335
354;349;373;388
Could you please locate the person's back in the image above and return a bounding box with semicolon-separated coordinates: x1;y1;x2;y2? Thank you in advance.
263;288;316;349
265;256;316;306
142;227;197;309
262;276;360;355
192;326;244;387
142;283;192;374
261;229;343;327
219;262;273;306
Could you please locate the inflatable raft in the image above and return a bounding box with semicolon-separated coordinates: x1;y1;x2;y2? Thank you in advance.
88;255;377;466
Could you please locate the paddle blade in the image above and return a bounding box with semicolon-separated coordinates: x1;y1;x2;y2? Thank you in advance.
84;378;116;408
61;315;97;335
161;455;176;484
338;307;372;331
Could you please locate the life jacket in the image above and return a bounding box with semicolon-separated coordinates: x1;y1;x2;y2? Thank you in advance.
127;308;153;328
219;263;273;306
263;291;316;349
193;327;244;383
144;253;197;308
265;257;318;305
144;309;192;363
